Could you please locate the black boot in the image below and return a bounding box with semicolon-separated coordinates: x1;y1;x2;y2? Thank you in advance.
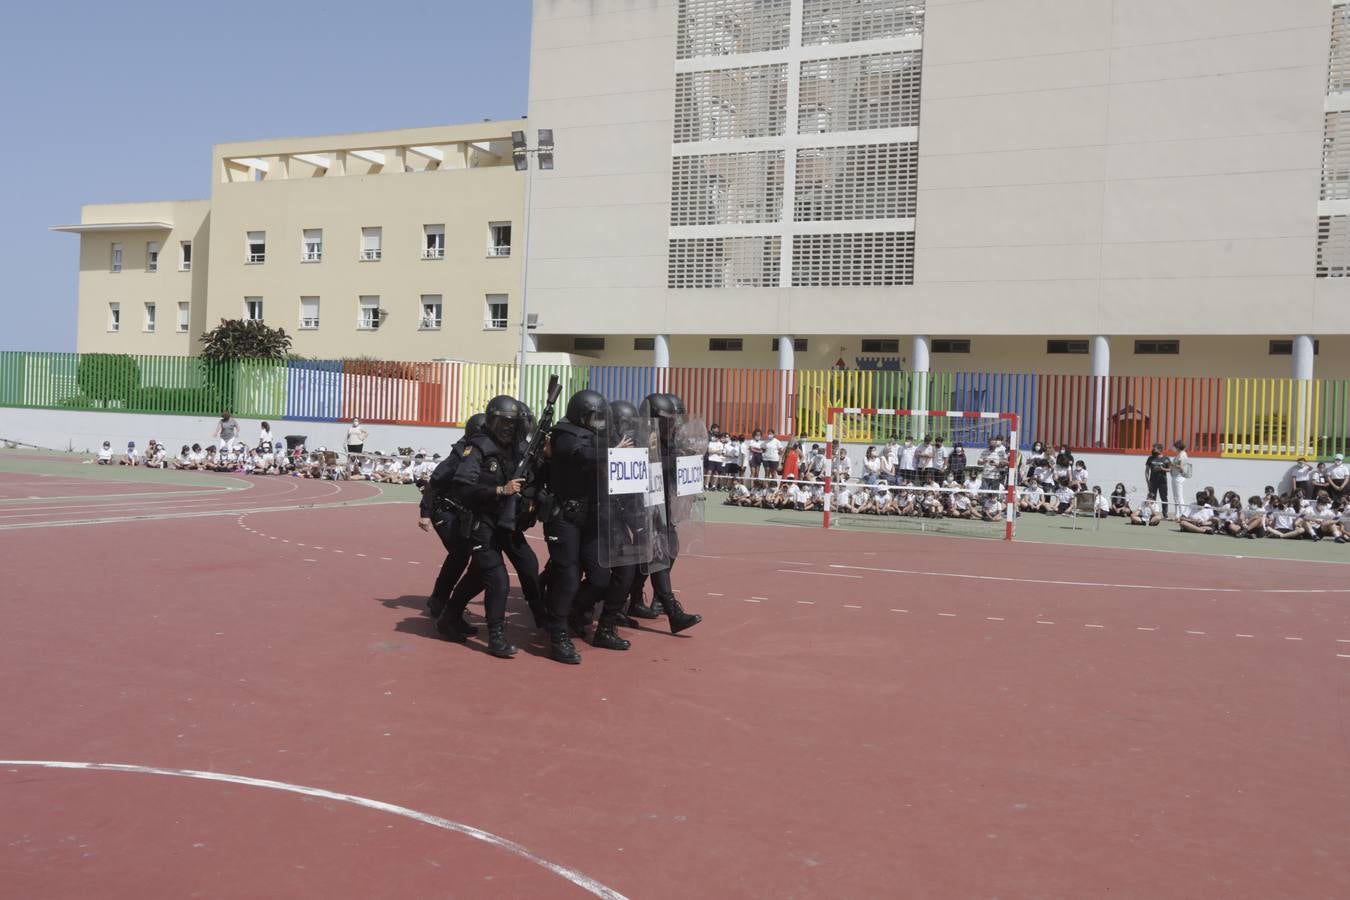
568;608;590;638
615;611;640;628
487;623;517;658
550;631;582;665
662;596;701;634
426;597;444;619
650;596;666;616
435;609;476;641
528;600;549;629
628;593;660;619
592;623;631;651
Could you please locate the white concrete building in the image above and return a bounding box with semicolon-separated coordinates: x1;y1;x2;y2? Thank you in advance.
524;0;1350;380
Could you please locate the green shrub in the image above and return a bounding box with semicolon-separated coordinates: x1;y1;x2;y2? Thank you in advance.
76;354;141;404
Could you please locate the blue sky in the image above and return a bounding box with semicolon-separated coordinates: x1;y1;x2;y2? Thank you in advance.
0;0;533;351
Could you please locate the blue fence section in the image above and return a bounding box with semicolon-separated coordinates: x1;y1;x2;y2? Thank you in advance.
587;365;657;409
951;372;1040;449
285;359;344;421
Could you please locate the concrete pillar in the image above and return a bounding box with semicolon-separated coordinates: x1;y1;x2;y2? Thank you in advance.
1291;334;1315;381
653;334;671;369
1091;335;1110;446
910;335;930;415
522;333;538;353
1292;334;1315;454
777;335;795;370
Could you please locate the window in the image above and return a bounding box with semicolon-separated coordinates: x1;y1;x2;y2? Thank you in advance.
146;241;160;272
143;302;156;332
246;231;266;263
180;240;192;271
634;337;656;351
709;337;743;351
1046;339;1089;354
1134;340;1179;355
485;295;508;330
771;338;808;351
931;339;970;354
423;224;445;260
177;302;190;333
420;294;443;330
244;297;264;322
359;296;382;330
300;296;320;330
302;228;323;262
1269;339;1319;355
573;337;606;351
108;302;120;332
488;222;512;257
110;243;123;273
861;339;899;353
361;227;382;261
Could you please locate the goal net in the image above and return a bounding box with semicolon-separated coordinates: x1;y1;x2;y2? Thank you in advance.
821;408;1020;541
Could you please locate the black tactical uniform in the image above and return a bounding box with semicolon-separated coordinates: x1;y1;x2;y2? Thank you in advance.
422;413;486;627
443;396;531;658
640;392;702;635
541;389;611;664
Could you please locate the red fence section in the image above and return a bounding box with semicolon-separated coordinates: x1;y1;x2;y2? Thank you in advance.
662;367;792;435
1035;375;1225;456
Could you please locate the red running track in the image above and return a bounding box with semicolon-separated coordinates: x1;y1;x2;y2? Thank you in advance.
1;470;1348;898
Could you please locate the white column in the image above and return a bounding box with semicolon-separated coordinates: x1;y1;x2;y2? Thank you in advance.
1091;335;1110;447
653;334;671;369
522;333;538;353
1292;334;1315;454
777;335;795;370
911;335;930;415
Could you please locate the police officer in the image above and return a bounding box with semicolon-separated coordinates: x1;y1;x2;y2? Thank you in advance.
589;398;654;650
440;395;530;658
540;389;612;664
419;413;486;627
640;392;702;634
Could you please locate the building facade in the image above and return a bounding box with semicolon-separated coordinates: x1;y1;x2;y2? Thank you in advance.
523;0;1350;379
57;121;526;362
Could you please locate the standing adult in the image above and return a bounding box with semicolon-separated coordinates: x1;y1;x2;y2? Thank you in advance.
213;410;240;452
1328;452;1350;502
1144;443;1172;519
762;429;784;481
1169;440;1191;520
345;418;368;457
418;413;486;625
639;392;702;634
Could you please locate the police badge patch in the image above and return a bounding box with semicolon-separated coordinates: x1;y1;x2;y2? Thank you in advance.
463;446;473;457
487;459;499;473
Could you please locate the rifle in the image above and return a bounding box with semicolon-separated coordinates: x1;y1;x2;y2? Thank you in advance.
496;374;563;530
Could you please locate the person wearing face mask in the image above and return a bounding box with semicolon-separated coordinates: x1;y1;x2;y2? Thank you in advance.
979;435;1008;493
862;446;882;485
898;437;917;485
948;441;967;484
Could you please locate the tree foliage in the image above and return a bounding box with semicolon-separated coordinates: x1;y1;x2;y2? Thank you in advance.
198;319;293;362
76;353;141;405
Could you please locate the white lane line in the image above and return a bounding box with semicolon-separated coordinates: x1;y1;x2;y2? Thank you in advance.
380;557;393;561
1084;624;1105;629
986;616;1004;621
844;604;863;609
707;592;724;597
1283;636;1303;641
777;569;863;578
333;549;344;554
303;558;318;562
744;598;761;603
1137;627;1157;631
0;760;627;900
1186;631;1207;636
938;612;956;617
1338;639;1350;644
408;561;421;565
1339;654;1350;659
1236;633;1254;638
356;553;367;558
1036;620;1055;625
829;564;1243;593
797;600;815;605
891;608;908;613
751;596;769;601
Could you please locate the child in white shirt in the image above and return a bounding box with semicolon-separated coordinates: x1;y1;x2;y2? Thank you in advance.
121;441;140;466
1130;498;1162;526
97;441;114;464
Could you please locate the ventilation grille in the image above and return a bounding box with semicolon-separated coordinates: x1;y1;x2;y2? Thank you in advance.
1333;4;1350;94
674;64;788;143
676;0;792;60
791;232;914;286
802;0;926;46
669;236;782;288
798;52;922;134
671;151;785;225
1322;112;1350;200
794;142;918;221
1317;215;1350;276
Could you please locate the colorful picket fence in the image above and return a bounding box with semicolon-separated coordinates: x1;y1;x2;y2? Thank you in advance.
0;350;1344;461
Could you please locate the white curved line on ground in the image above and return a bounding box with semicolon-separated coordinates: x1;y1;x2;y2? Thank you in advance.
828;563;1350;594
0;759;628;900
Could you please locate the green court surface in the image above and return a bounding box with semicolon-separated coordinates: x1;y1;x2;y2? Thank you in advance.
4;448;1346;565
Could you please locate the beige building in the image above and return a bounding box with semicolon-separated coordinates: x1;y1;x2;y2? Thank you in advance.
56;121;526;362
524;0;1350;379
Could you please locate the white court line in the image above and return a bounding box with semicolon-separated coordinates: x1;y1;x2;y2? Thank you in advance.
1186;631;1207;636
844;604;863;609
986;616;1004;621
1036;620;1055;625
938;612;956;617
0;760;627;900
751;596;769;601
380;557;393;561
829;564;1240;594
707;592;724;597
776;569;863;578
797;600;815;605
1137;626;1156;631
1236;633;1254;638
1084;624;1105;629
1339;654;1350;659
891;608;908;613
744;598;761;603
1284;636;1303;641
1338;639;1350;644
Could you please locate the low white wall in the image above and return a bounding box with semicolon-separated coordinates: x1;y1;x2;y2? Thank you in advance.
0;408;465;457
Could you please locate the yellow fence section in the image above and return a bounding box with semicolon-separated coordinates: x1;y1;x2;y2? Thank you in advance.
458;362;519;425
1222;378;1320;460
796;369;877;440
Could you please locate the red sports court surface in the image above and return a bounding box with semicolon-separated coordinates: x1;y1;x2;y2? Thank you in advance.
2;462;1348;898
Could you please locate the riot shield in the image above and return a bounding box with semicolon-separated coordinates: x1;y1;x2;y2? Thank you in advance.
597;414;660;568
646;416;707;572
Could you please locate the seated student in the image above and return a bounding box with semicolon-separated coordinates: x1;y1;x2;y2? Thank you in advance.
1178;492;1217;534
121;441;140;466
1109;482;1130;516
1215;497;1244;536
1262;485;1279;513
832;482;852;514
834;448;853;482
1019;480;1048;514
761;481;786;510
1240;496;1267;538
1071;460;1090;491
1051;477;1075;515
1305;493;1346;543
1092;485;1110;518
919;480;944;518
1033;460;1055;493
148;440;168;469
849;481;872;514
726;480;751;506
96;441;114;464
948;488;976;519
202;446;219;470
172;444;192;469
963;470;982;494
892;487;916;516
1130;496;1163;526
980;492;1005;522
1267;497;1307;539
874;486;898;515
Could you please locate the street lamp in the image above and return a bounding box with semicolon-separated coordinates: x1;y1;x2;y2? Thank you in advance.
512;128;553;393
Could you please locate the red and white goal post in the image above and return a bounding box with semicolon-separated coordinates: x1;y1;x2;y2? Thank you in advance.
822;408;1020;541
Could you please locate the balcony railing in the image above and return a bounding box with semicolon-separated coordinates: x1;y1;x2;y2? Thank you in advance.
422;247;445;260
487;245;512;257
247;252;266;263
302;250;322;262
360;249;382;261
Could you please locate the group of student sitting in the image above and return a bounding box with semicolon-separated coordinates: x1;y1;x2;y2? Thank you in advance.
1106;484;1349;542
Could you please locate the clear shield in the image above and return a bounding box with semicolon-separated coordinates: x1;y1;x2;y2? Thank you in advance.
645;416;707;572
597;415;659;569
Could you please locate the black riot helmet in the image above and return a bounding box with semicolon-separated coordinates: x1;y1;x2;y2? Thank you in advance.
608;400;638;447
519;402;536;438
484;395;526;448
565;389;608;432
463;413;487;440
640;392;678;420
